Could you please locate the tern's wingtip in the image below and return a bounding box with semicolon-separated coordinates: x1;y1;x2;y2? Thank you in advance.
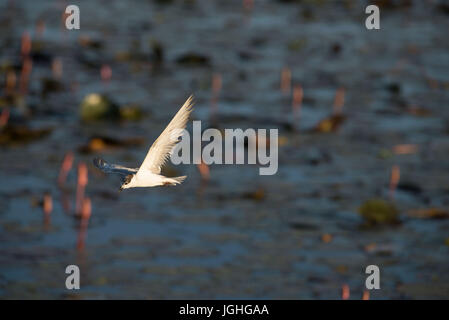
93;157;104;168
184;94;195;112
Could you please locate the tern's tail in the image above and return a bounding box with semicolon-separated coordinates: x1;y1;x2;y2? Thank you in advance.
162;176;187;186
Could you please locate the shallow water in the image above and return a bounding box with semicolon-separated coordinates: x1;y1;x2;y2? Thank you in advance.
1;0;449;299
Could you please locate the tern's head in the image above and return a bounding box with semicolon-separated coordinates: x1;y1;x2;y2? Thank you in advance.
120;174;134;191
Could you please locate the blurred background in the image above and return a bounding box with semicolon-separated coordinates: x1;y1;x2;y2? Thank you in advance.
0;0;449;299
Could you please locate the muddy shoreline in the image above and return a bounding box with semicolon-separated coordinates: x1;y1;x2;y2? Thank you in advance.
0;0;449;299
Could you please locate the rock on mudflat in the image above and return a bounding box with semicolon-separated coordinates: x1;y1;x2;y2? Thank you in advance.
80;93;119;121
358;199;400;226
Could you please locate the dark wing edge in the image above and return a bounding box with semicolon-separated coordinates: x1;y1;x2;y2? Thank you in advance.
93;157;138;176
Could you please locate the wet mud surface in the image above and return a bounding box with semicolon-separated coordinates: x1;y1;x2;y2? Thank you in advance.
0;0;449;299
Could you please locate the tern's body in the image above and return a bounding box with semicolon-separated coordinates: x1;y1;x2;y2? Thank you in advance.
126;170;185;189
93;96;193;190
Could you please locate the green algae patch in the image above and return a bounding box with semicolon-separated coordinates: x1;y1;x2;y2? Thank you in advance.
358;199;400;226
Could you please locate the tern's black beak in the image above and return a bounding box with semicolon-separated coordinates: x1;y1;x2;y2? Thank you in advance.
119;186;123;192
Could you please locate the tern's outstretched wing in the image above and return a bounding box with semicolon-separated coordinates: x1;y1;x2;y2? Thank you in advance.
93;157;138;176
137;95;194;176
